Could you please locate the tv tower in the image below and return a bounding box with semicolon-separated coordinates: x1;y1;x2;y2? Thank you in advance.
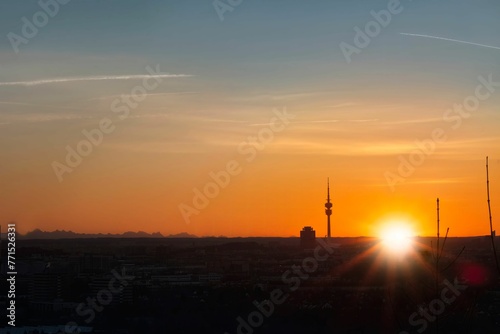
325;178;332;239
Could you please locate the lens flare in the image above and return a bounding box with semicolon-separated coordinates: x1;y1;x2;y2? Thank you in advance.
379;224;414;253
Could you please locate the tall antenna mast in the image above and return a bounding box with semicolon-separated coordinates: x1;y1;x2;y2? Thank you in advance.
436;198;440;334
325;178;332;239
437;198;440;259
486;157;500;274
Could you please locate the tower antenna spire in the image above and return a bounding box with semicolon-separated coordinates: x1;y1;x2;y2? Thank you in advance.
327;178;330;201
325;178;333;239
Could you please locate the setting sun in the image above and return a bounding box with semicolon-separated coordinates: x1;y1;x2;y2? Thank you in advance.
379;223;415;253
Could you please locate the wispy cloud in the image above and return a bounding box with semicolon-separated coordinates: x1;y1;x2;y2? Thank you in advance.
369;177;469;187
0;100;88;111
382;117;443;125
348;119;379;123
405;178;470;185
228;91;329;102
126;114;248;123
400;33;500;51
249;119;379;127
0;74;192;87
88;91;198;101
4;113;93;123
249;119;339;126
202;118;248;123
324;102;358;109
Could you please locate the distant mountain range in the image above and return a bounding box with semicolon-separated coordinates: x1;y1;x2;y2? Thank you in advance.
8;229;198;239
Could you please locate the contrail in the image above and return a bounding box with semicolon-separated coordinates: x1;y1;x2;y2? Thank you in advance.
0;74;192;87
400;33;500;51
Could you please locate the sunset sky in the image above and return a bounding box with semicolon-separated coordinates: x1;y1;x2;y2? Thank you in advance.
1;0;500;237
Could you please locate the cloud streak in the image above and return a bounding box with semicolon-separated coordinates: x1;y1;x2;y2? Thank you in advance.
88;91;198;101
248;119;378;126
0;74;192;87
0;100;88;111
400;33;500;51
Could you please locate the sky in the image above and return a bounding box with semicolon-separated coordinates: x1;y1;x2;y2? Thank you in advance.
0;0;499;237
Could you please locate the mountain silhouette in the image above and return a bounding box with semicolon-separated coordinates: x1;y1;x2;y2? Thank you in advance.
16;229;198;239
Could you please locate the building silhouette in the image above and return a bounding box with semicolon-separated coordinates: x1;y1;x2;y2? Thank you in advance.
300;226;316;249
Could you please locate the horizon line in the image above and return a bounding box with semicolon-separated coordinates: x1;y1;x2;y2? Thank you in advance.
1;230;496;239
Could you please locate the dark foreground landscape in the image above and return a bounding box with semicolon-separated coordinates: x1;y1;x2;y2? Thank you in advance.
1;235;500;333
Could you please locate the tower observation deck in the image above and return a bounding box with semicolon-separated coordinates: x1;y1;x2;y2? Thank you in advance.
325;178;332;239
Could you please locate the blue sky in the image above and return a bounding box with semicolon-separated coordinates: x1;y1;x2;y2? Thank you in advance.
0;0;499;236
